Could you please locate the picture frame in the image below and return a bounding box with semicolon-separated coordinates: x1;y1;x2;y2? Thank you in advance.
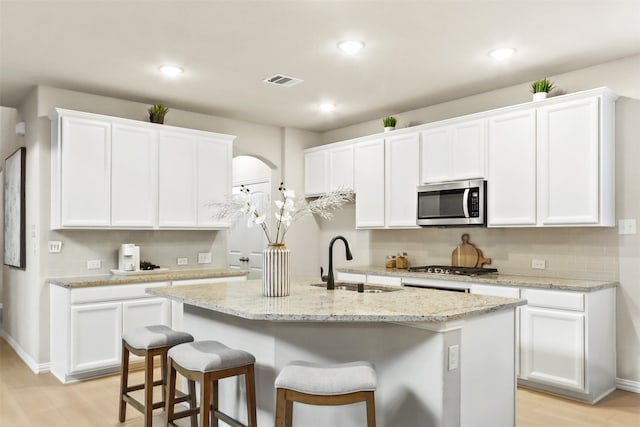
4;147;26;269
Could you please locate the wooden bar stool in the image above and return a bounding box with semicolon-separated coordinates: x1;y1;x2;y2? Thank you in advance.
165;340;257;427
275;361;377;427
119;325;195;427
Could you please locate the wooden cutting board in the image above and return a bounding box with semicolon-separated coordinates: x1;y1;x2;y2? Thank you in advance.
451;233;492;268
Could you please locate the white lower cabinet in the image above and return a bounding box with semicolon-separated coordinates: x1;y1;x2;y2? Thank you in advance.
520;306;585;390
50;281;171;383
69;301;122;374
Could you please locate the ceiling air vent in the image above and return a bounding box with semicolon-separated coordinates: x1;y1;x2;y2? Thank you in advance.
263;74;304;87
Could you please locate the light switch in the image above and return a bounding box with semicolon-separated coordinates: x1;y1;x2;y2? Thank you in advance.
198;252;212;264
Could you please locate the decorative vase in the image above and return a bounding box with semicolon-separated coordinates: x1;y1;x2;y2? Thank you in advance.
532;92;548;101
384;126;395;132
262;243;290;297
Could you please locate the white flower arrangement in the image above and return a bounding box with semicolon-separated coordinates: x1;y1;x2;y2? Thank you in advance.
212;182;354;244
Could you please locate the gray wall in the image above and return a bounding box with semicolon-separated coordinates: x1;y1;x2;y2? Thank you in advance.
318;54;640;385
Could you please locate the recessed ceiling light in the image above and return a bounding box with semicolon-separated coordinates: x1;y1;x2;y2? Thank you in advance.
159;65;184;77
319;103;336;112
488;48;516;60
337;40;365;54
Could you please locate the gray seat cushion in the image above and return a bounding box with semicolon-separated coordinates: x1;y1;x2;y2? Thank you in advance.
275;361;377;395
168;340;256;373
122;325;194;350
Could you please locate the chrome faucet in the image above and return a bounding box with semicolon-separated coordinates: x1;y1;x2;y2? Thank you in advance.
326;235;353;290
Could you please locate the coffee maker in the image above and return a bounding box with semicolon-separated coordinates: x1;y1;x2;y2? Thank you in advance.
118;244;140;272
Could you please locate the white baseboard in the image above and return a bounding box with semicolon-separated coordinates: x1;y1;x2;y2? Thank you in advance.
616;377;640;393
0;329;50;374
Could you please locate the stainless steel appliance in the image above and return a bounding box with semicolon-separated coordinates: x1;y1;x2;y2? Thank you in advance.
416;179;486;226
408;265;497;276
401;265;498;292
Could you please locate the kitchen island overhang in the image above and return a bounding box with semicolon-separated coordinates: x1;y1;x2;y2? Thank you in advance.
148;279;525;427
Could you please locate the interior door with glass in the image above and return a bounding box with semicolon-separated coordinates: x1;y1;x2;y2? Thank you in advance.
227;181;270;279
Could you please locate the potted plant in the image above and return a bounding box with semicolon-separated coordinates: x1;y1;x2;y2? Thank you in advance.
530;78;554;101
148;104;169;124
383;116;397;132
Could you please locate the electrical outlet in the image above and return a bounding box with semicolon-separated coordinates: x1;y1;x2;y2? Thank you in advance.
197;252;212;264
87;259;101;269
177;257;188;266
531;259;546;270
48;241;62;253
448;345;459;371
618;219;637;235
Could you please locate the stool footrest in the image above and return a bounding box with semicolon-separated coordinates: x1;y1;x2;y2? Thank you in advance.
214;409;249;427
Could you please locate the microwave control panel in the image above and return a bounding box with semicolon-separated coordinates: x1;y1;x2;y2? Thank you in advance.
470;190;480;217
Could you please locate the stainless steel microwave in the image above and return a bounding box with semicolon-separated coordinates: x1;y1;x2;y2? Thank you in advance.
416;179;486;226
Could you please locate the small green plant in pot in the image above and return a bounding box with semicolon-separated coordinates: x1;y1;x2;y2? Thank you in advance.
383;116;397;131
148;104;169;124
530;78;554;101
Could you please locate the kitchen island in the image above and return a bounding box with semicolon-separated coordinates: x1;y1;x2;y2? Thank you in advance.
148;278;525;427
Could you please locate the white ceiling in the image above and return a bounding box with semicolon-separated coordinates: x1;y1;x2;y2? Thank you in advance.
1;0;639;132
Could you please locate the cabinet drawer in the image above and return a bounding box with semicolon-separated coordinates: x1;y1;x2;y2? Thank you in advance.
70;282;170;304
523;288;584;312
472;284;520;299
336;272;367;283
366;274;402;286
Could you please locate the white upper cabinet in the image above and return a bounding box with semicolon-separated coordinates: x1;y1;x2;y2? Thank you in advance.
487;88;616;227
158;131;198;227
421;119;486;183
111;124;157;227
57;115;111;227
354;133;420;229
537;96;611;225
386;132;421;227
50;108;235;230
304;141;354;196
354;138;386;228
487;109;538;226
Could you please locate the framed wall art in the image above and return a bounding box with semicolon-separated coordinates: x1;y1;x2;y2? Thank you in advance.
4;147;26;268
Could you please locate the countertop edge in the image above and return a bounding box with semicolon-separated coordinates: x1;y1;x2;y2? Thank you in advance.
337;266;618;292
48;269;249;288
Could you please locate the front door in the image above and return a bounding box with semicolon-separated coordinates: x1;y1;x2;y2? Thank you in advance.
227;181;270;279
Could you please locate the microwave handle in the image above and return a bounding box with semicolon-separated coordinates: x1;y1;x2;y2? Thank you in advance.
462;188;470;218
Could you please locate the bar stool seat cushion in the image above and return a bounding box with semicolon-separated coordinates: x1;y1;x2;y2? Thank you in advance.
168;340;256;373
275;361;377;396
122;325;194;350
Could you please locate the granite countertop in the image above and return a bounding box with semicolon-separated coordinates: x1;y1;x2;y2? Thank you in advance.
146;277;525;323
48;268;248;288
338;265;618;292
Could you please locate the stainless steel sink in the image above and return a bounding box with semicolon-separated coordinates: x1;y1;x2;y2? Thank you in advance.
310;282;401;293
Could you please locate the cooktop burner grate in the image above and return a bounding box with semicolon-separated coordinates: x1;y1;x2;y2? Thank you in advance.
408;265;498;276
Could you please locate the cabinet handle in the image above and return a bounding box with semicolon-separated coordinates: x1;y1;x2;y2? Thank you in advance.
239;257;250;262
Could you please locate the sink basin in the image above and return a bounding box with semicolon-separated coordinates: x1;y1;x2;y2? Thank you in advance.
310;282;401;293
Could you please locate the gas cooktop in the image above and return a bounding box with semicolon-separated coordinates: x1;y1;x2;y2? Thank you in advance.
408;265;498;276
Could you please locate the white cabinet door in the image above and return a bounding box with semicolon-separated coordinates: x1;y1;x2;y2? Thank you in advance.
386;132;420;227
421;127;451;183
304;150;327;196
70;301;122;373
354;138;385;228
521;306;585;391
197;136;232;227
421;120;486;183
122;297;171;335
452;119;486;180
158;131;198;227
111;124;157;227
60;116;111;226
537;97;600;225
487;109;537;226
328;144;354;192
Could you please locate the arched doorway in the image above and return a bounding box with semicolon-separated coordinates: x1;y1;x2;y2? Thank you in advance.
227;156;272;279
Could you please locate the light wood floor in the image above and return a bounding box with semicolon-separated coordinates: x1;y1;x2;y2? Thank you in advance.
1;338;638;426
